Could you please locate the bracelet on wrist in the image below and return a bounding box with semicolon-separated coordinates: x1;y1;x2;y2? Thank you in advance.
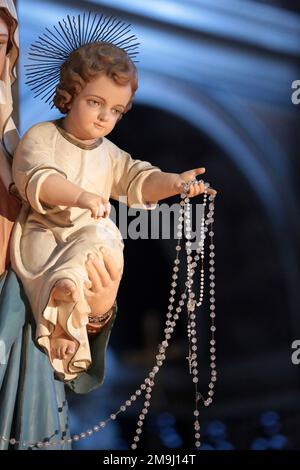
87;302;116;325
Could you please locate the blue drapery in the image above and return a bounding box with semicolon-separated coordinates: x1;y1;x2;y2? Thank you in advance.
0;269;116;450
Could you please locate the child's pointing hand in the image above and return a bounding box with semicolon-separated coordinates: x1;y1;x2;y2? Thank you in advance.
175;167;217;198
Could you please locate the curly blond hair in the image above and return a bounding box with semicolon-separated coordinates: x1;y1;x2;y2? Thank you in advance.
53;42;138;115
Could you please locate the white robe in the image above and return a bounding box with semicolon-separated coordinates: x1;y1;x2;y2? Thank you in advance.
11;120;161;380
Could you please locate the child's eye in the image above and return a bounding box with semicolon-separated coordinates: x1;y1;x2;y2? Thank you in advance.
112;109;122;116
88;100;100;107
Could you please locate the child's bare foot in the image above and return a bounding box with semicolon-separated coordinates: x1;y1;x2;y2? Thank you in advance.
50;324;76;360
52;278;79;303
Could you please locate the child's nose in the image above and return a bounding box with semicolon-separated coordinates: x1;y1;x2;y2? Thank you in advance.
98;108;109;121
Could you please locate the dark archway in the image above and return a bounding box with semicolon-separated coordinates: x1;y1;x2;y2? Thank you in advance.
110;103;291;385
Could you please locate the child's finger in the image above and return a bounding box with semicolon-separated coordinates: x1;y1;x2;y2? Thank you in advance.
91;207;98;219
207;187;217;196
193;167;206;176
198;182;206;194
96;204;105;218
104;202;111;217
187;184;196;197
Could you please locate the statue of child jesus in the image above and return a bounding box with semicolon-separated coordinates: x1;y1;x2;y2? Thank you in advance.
11;42;216;381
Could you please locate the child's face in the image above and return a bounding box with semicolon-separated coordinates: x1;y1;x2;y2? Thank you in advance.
66;74;132;141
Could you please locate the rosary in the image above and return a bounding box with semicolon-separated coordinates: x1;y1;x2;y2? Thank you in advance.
3;177;216;450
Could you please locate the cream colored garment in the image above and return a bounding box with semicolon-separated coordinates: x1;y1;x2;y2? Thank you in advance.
11;121;161;381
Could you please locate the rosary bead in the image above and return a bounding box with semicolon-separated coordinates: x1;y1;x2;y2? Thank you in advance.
12;184;216;452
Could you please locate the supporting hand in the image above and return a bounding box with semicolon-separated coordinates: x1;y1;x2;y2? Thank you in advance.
84;248;122;317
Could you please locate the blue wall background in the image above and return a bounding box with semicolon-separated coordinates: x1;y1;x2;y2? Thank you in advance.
16;0;300;451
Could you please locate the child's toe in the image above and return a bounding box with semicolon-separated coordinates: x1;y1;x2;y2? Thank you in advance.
66;344;75;355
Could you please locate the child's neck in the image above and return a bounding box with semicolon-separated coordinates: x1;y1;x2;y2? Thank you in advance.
60;116;99;146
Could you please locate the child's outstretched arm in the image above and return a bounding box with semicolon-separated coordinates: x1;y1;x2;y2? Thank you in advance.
141;167;217;203
39;173;110;218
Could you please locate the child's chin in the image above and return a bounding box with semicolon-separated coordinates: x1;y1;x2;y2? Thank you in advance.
89;131;104;139
92;127;106;138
